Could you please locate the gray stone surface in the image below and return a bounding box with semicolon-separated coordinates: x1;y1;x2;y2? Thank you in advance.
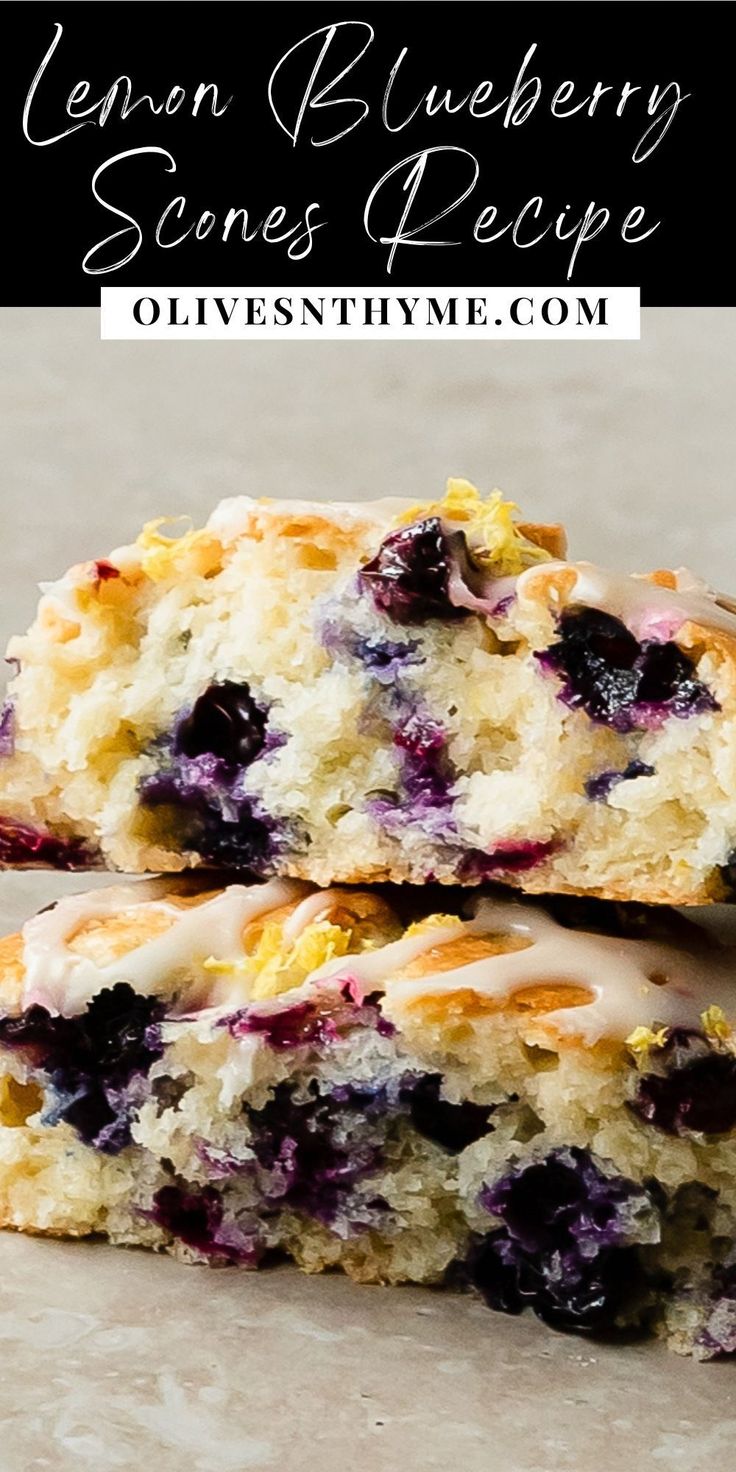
0;308;735;1466
1;1232;735;1472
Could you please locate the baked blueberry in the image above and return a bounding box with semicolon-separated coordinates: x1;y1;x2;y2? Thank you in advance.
177;681;268;766
538;609;717;732
359;518;466;624
632;1029;736;1136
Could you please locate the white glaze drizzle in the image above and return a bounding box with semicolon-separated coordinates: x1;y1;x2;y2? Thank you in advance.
17;881;736;1045
310;919;469;990
20;878;307;1017
405;899;736;1043
518;560;736;643
205;495;414;545
279;889;356;943
447;565;519;620
311;898;736;1045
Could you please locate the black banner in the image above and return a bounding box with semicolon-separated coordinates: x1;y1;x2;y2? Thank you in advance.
2;2;730;305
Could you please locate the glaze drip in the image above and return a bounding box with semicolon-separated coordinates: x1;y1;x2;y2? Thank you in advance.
16;883;736;1044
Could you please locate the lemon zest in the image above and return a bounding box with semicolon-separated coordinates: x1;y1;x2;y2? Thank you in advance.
206;918;361;1002
395;479;552;577
701;1005;732;1041
405;913;463;937
137;517;222;582
625;1025;669;1056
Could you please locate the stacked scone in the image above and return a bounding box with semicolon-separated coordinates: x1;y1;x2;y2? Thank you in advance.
1;479;736;1359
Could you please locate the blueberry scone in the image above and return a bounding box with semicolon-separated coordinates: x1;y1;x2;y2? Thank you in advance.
2;480;736;903
2;875;736;1359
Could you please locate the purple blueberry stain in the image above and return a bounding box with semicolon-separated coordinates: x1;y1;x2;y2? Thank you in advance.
195;1141;256;1180
489;593;516;619
631;1028;736;1137
537;609;718;732
339;983;397;1038
394;711;455;811
458;839;557;880
150;1182;262;1264
0;984;165;1153
363;700;459;843
467;1147;660;1332
585;760;655;802
0;817;100;870
319;614;425;684
216;989;496;1229
224;985;394;1053
244;1079;388;1226
139;681;290;871
243;1068;495;1228
0;701;14;758
353;635;424;679
228;999;340;1053
140;752;279;869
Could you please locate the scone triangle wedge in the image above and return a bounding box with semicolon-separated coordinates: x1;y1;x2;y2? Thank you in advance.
1;480;735;904
2;874;736;1359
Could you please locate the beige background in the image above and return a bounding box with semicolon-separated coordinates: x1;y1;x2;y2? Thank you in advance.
0;308;735;1467
1;307;735;649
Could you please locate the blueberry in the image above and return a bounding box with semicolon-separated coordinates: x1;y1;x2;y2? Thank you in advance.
401;1073;494;1153
226;989;395;1052
149;1182;262;1264
538;609;717;732
245;1080;386;1225
0;984;164;1153
239;1057;491;1225
140;716;284;874
632;1029;736;1136
585;760;655;802
139;682;281;871
394;714;454;809
359;518;467;625
177;681;268;766
140;751;278;872
468;1229;642;1330
152;1183;224;1251
467;1147;658;1333
229;999;336;1052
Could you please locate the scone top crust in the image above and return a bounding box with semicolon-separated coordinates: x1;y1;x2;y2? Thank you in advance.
5;879;736;1061
7;480;563;686
10;477;734;707
28;476;732;649
43;481;565;602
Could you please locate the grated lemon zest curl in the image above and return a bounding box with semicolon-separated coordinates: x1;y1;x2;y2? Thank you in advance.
701;1005;732;1041
626;1025;669;1056
396;479;553;577
405;913;463;937
137;517;222;582
205;918;363;1002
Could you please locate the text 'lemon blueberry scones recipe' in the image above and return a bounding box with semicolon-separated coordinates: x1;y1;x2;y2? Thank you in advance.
1;481;736;904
